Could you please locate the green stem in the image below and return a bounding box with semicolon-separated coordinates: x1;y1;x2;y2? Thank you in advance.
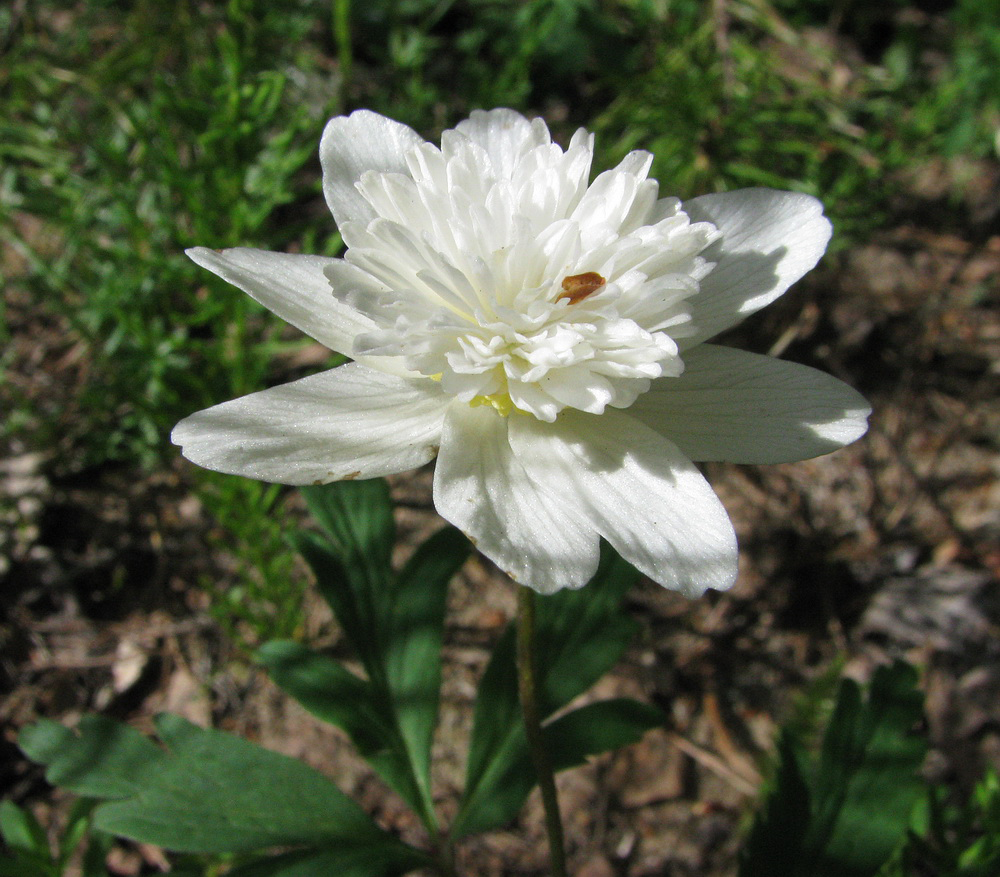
332;0;352;89
433;835;457;877
516;586;567;877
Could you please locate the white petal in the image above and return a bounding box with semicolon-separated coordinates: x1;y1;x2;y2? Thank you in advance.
433;405;600;593
677;188;833;347
509;410;737;596
629;345;871;464
571;151;654;249
171;363;446;485
453;109;549;181
320;110;425;229
187;248;377;357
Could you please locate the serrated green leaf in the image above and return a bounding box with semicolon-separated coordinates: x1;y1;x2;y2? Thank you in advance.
19;716;167;799
21;713;416;859
255;640;424;814
453;546;642;838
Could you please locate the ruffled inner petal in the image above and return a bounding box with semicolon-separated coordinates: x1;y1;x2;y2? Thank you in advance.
337;113;711;421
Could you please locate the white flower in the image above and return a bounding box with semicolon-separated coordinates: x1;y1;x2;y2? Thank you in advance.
172;109;870;595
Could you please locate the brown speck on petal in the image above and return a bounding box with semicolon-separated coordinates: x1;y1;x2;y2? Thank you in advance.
343;471;363;480
558;271;606;304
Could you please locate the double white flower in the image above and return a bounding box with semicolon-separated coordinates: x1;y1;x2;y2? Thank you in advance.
173;109;870;595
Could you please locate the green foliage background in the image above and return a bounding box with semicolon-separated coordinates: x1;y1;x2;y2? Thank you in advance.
3;0;996;470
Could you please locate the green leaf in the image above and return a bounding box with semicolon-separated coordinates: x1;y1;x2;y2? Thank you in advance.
739;661;927;877
20;713;418;859
300;478;395;597
294;531;383;681
79;826;114;877
255;640;424;814
290;481;469;833
533;548;641;714
0;801;50;857
0;857;52;877
453;698;662;838
19;715;166;799
739;731;813;877
449;621;524;838
385;525;471;811
452;545;643;837
297;479;396;677
256;641;389;753
226;845;431;877
808;662;927;874
57;799;99;870
545;698;665;768
300;479;394;556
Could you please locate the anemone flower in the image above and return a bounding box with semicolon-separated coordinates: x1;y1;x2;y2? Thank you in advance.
172;109;870;595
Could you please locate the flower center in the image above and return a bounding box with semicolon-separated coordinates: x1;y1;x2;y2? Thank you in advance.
352;276;685;423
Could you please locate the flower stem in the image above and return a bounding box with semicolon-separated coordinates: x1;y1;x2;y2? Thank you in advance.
433;835;458;877
516;586;567;877
332;0;352;88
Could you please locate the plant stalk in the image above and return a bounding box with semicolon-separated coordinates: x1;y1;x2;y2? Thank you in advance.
332;0;352;89
516;586;567;877
433;835;458;877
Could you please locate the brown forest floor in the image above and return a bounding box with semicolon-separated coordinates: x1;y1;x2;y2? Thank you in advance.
2;159;999;875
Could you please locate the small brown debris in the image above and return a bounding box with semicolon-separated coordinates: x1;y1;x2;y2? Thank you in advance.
558;271;606;304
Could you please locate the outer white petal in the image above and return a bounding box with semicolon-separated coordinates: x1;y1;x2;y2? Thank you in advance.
509;409;737;596
320;110;425;229
171;363;446;485
677;188;833;347
186;247;376;357
433;404;600;594
629;345;871;464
